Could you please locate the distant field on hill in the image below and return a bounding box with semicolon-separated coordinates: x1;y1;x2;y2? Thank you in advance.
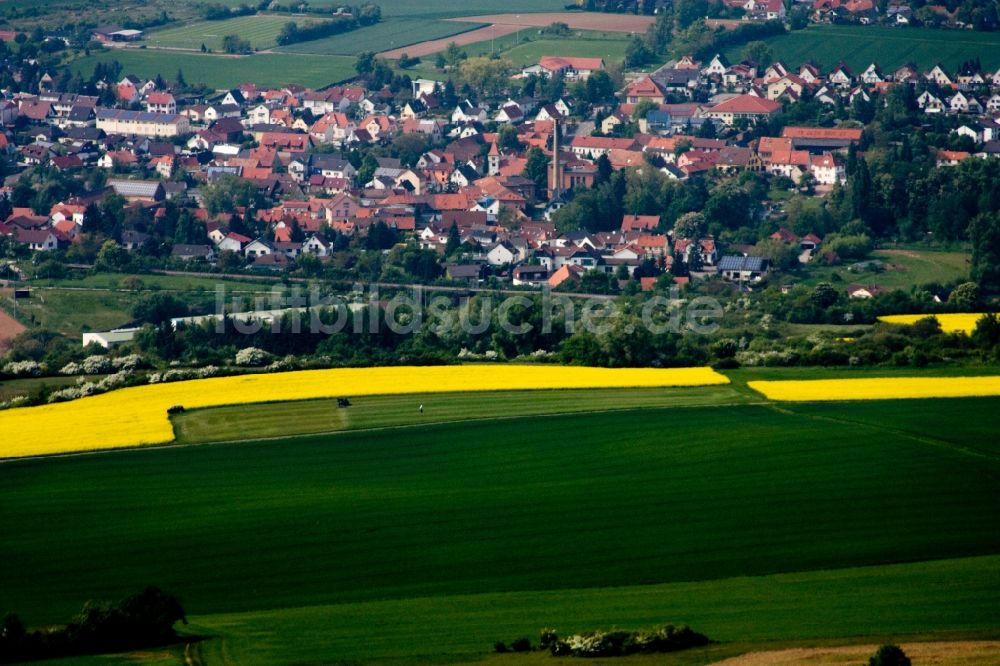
290;0;570;19
393;30;636;77
275;17;482;55
722;25;1000;71
71;49;355;89
4;396;999;630
144;15;321;51
795;248;970;289
495;34;632;68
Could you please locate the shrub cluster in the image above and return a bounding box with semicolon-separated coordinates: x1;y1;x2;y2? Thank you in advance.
496;625;710;658
0;587;185;663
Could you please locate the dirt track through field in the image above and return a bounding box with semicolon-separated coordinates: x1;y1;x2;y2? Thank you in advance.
710;641;1000;665
0;305;25;352
380;11;654;58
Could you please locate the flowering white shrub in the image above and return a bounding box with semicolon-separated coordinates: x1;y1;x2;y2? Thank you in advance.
3;360;43;377
60;362;82;375
112;354;143;371
235;347;272;367
0;395;28;409
81;355;112;374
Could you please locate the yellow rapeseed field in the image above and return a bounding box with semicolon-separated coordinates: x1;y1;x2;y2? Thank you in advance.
0;365;728;459
749;376;1000;402
877;313;992;334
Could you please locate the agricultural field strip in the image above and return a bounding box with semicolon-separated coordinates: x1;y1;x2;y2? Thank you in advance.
0;365;728;459
178;554;1000;664
878;313;989;334
749;376;1000;402
275;18;485;56
145;15;318;51
770;403;1000;463
5;400;998;632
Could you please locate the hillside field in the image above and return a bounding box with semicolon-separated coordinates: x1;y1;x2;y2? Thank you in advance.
285;0;569;19
2;388;999;663
144;15;323;51
71;49;355;89
722;25;1000;72
275;17;483;55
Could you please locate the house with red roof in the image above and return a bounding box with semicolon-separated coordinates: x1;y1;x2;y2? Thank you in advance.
523;56;605;81
621;214;660;232
703;95;782;125
146;92;176;115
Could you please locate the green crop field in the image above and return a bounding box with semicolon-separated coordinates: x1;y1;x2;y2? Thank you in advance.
722;25;1000;72
3;388;1000;663
398;31;638;81
274;18;482;55
144;15;322;51
277;0;569;19
492;34;632;68
71;49;355;90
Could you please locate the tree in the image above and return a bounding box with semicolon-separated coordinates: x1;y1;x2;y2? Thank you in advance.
201;174;258;216
585;69;615;103
949;281;979;309
631;98;657;123
221;34;251;54
742;40;773;67
444;42;467;67
673;212;706;239
357;153;379;186
624;36;653;68
867;645;911;666
445;222;461;256
523;147;550;191
355;51;376;77
132;293;187;325
675;0;710;29
459;57;515;98
969;212;1000;294
391;133;429;167
496;124;521;151
753;237;799;271
175;68;186;88
94;240;130;272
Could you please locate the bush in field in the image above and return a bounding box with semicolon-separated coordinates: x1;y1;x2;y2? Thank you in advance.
235;347;272;367
3;360;43;377
81;355;113;374
544;624;710;657
867;645;911;666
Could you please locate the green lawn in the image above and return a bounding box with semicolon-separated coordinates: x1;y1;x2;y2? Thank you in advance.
144;15;322;51
4;396;999;647
71;49;355;89
478;33;631;68
9;272;285;336
796;248;970;290
722;25;1000;72
4;288;141;335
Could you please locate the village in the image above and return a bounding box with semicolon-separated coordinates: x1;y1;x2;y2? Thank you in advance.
1;43;999;299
